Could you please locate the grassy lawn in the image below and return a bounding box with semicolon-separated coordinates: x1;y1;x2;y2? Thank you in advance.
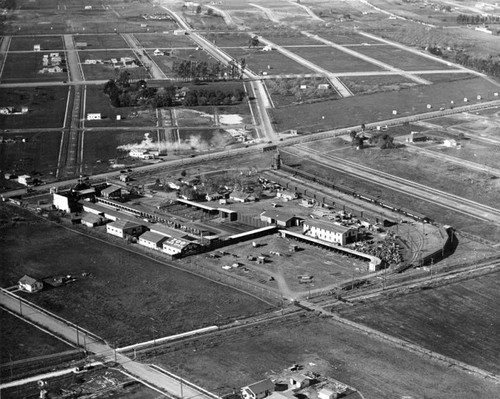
1;52;67;83
151;316;500;398
8;36;64;51
339;270;500;374
340;74;417;95
0;130;62;177
0;204;274;346
286;46;383;73
0;309;72;362
81;63;118;80
0;86;68;129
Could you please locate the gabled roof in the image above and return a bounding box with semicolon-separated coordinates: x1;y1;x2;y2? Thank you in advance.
245;379;274;395
108;220;144;230
19;275;38;285
101;185;121;196
82;212;104;224
139;231;168;244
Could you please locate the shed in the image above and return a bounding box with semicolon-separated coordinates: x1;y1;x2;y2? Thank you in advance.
138;231;168;250
290;375;312;389
106;220;145;238
101;185;122;199
18;275;43;293
81;212;106;227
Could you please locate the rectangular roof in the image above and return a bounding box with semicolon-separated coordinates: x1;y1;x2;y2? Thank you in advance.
261;210;297;222
101;185;121;195
19;275;38;285
81;212;104;224
108;219;144;230
139;231;168;244
247;379;274;394
303;219;353;233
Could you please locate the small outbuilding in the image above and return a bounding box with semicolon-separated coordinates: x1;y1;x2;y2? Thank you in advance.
106;220;145;238
81;212;106;228
138;231;168;250
18;275;43;293
241;379;274;399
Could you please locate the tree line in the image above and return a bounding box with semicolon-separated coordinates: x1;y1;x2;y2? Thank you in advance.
456;14;500;25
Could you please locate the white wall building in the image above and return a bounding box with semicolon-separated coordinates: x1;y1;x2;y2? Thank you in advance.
303;220;358;246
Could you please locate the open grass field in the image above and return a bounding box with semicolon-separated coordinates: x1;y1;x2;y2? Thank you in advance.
286;46;383;73
134;33;196;49
74;33;128;49
204;32;252;48
0;309;72;362
340;75;418;95
339;270;500;374
0;131;62;177
417;73;478;84
0;52;67;83
80;63;118;81
428;109;500;140
84;85;156;127
313;31;382;46
352;45;459;71
8;36;64;52
0;86;68;130
262;32;325;46
82;129;153;175
269;77;498;133
0;204;274;346
151;316;500;398
224;48;314;75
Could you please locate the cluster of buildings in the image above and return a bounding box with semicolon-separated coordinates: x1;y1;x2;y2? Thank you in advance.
84;57;140;68
39;52;65;74
0;106;28;115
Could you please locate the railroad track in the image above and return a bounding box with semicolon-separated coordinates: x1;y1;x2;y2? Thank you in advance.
286;145;500;224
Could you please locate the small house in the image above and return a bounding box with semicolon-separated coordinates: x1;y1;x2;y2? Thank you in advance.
317;83;330;90
87;113;101;120
241;379;274;399
18;175;34;186
276;189;298;201
443;139;457;147
153;49;164;56
290;375;312;390
230;191;252;203
34;44;41;51
18;275;43;293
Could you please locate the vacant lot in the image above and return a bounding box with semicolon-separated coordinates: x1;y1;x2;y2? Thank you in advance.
0;309;72;362
0;131;62;177
419;73;478;84
8;36;64;51
84;85;157;127
224;47;313;75
261;32;322;46
1;52;66;83
75;33;128;49
288;46;383;73
339;270;500;374
80;63;118;80
151;316;500;398
82;129;153;175
134;33;196;49
353;45;455;70
269;77;498;132
341;74;417;95
0;86;68;129
0;204;274;346
266;77;340;107
314;31;382;45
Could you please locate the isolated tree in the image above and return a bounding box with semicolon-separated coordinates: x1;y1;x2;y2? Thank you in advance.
207;8;213;16
196;5;202;14
350;130;357;142
248;36;260;48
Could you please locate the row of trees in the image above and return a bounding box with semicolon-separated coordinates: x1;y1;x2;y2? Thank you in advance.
182;88;246;107
456;14;500;25
455;51;500;78
172;59;245;81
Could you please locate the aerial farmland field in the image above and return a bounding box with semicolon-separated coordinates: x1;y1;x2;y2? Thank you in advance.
74;33;129;49
0;131;62;177
0;206;274;346
0;86;68;129
8;36;64;51
151;315;500;398
339;270;500;374
287;46;383;73
340;75;418;95
134;33;196;49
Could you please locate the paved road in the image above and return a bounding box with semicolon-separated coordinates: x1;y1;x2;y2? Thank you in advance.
0;289;213;399
63;35;84;82
121;33;167;80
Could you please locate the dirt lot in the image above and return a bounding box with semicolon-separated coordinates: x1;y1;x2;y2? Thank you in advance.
288;46;383;73
150;315;500;398
0;309;72;362
0;204;273;346
0;86;68;129
0;130;62;177
339;270;500;374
